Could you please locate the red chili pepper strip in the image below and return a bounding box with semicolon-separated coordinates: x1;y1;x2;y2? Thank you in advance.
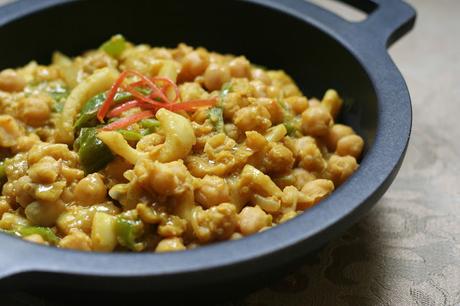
128;80;144;88
97;70;130;122
151;76;181;102
98;70;173;123
107;100;146;118
121;84;172;109
127;81;170;104
169;98;217;111
126;71;170;103
101;110;155;131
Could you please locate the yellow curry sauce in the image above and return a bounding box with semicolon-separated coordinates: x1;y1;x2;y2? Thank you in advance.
0;35;363;252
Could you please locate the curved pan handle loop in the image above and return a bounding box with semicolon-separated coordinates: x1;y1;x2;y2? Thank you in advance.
298;0;416;48
355;0;417;47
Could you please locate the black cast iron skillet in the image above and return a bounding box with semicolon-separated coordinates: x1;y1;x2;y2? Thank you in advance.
0;0;415;295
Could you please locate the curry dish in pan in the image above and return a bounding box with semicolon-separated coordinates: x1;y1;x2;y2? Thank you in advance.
0;35;363;252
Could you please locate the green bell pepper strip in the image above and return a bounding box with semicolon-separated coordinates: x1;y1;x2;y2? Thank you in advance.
0;160;5;180
100;34;127;58
0;160;6;189
49;85;69;102
115;217;144;251
139;119;160;135
18;226;60;245
277;99;301;136
139;118;160;129
219;82;232;106
49;84;69;113
283;120;296;136
208;107;224;133
52;101;65;113
74;88;152;130
117;129;143;142
74;93;107;129
74;127;114;174
221;82;232;97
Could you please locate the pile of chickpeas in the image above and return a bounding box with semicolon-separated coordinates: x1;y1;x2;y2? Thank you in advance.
0;42;364;252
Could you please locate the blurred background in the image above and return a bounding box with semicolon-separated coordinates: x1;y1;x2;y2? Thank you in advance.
1;0;459;305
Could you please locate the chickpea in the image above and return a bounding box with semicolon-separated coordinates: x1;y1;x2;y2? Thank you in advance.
224;123;241;141
191;108;210;125
34;66;59;82
191;203;237;242
0;69;26;92
157;215;187;237
265;143;295;173
325;124;354;151
292;168;316;189
0;212;29;230
195;175;231;208
326;154;358;186
179;82;209;102
273;168;315;190
74;174;107;205
203;63;231;91
27;156;60;184
103;157;132;183
136;203;167;225
250;80;268;97
57;204;119;235
25;200;65;227
28;143;77;165
82;51;117;74
298;142;326;173
283;84;302;97
12;176;34;207
233;105;272;132
59;229;92;251
135;160;192;196
238;205;272;236
4;153;29;180
321;89;342;119
221;92;250;120
264;124;288;143
228;56;251;78
155;237;186;252
136;133;164;152
245;131;268;151
298;179;334;210
0;198;11;216
0;114;23;147
12;134;41;154
285;96;309;114
17;95;52;127
60;165;84;183
301;106;333;136
266;85;280;98
308;98;321;108
336;134;364;159
289;136;315;156
251;68;271;85
280;185;298;210
254;97;284;124
179;50;210;81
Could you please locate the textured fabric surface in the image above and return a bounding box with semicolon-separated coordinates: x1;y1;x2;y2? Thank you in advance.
1;0;459;305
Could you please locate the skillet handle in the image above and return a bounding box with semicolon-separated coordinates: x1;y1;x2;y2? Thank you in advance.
349;0;417;47
302;0;416;48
